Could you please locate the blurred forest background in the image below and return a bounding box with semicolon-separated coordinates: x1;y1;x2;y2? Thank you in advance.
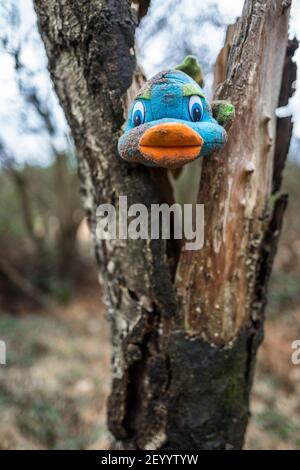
0;0;300;449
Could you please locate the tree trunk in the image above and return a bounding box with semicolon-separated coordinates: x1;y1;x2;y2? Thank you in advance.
34;0;295;450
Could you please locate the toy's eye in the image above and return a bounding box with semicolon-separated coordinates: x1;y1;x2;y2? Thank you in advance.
188;95;203;122
132;101;145;127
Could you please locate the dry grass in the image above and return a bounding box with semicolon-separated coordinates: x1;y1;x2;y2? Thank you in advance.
0;286;111;449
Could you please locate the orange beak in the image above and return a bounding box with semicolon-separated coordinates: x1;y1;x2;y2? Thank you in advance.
139;123;203;168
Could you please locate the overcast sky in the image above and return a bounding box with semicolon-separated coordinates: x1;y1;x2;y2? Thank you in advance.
0;0;299;165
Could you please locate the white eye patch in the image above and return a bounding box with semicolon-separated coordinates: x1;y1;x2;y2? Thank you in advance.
188;95;203;122
132;101;145;127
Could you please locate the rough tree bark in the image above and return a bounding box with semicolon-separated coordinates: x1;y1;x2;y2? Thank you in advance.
34;0;296;449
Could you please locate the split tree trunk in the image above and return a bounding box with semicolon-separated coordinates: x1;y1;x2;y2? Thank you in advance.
34;0;295;449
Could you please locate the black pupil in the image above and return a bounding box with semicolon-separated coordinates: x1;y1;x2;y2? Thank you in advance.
134;114;141;126
193;106;201;121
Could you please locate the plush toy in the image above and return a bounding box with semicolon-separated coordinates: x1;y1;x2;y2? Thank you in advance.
118;56;234;169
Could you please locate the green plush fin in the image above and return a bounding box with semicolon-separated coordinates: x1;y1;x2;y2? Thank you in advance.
211;100;235;130
175;55;205;88
135;86;151;100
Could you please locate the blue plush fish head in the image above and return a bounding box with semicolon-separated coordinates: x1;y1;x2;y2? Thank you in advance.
118;57;235;169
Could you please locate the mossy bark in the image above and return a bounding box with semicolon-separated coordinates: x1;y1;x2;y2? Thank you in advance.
34;0;295;449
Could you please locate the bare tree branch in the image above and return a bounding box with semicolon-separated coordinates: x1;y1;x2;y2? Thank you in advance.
273;37;298;193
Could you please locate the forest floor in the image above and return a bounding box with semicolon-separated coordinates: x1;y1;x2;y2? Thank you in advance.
0;280;299;450
0;285;111;450
0;164;299;450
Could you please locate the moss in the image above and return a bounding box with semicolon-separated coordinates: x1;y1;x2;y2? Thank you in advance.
211;100;235;128
165;329;259;449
